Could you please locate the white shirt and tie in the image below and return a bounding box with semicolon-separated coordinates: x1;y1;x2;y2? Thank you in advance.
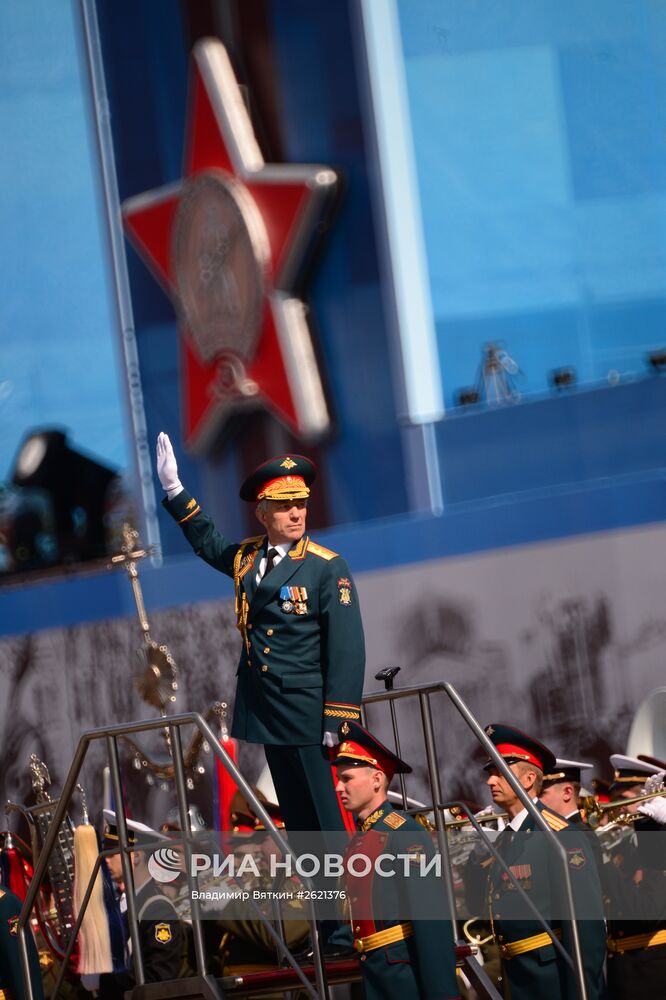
255;542;289;584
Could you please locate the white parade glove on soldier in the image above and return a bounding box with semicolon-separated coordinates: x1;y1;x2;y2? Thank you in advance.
156;432;183;499
322;731;339;748
637;770;666;825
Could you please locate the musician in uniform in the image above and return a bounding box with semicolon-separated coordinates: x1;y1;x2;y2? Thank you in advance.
464;724;606;1000
98;811;185;999
0;886;44;1000
217;803;310;972
156;433;365;838
540;758;592;826
334;720;460;1000
541;757;604;871
602;754;666;999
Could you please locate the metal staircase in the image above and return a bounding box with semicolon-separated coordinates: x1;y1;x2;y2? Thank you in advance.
16;679;589;1000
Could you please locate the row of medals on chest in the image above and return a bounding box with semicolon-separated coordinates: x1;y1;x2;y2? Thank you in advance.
279;585;308;615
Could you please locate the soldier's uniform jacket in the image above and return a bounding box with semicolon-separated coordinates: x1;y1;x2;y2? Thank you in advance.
0;888;44;1000
99;880;184;998
344;800;460;1000
603;815;666;999
464;800;606;1000
164;489;365;745
567;811;604;874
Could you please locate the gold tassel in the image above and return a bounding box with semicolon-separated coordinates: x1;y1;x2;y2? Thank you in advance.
73;814;112;973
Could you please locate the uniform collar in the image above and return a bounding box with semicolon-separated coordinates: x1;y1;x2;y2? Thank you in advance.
265;540;291;559
358;800;390;832
508;798;539;831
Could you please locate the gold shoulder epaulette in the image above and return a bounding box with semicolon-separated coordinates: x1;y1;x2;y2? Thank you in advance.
541;809;569;831
240;535;264;547
384;812;406;829
308;540;338;561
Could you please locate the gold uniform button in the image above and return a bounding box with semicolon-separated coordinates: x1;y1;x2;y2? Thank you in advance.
261;665;269;673
355;926;361;933
247;624;253;630
494;893;501;900
263;647;270;654
246;659;251;666
267;628;274;636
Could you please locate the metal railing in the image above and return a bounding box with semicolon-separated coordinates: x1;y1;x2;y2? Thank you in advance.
17;714;330;1000
362;677;589;1000
17;678;591;1000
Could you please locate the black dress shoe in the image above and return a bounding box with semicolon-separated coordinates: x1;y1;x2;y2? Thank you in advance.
289;942;356;964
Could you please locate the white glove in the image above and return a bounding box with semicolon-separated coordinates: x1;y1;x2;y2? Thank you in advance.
156;432;183;498
322;731;339;748
643;770;666;795
638;795;666;826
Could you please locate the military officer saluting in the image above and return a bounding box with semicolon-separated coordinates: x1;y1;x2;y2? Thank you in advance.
334;720;460;1000
157;433;365;836
464;724;606;1000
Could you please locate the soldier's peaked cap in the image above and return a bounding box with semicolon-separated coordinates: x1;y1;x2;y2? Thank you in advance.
239;455;316;502
542;758;594;786
102;808;167;847
335;720;411;781
609;754;662;791
483;723;556;774
638;753;666;770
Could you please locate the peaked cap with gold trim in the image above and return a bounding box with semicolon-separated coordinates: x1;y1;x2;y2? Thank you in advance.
482;723;556;774
542;757;594;787
335;719;411;781
229;790;286;837
609;753;663;792
102;808;167;848
239;454;316;502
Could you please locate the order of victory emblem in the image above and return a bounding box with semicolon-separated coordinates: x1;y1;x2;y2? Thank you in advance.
123;39;338;454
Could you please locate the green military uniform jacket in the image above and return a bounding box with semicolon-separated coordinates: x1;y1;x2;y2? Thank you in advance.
0;888;44;1000
464;800;606;1000
345;800;460;1000
99;880;185;998
164;489;365;745
603;815;666;999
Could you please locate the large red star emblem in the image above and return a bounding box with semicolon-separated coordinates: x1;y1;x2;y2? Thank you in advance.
122;39;336;453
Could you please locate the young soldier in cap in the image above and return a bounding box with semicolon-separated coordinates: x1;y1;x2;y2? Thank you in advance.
156;433;365;838
464;724;606;1000
602;754;666;999
98;811;185;999
334;720;460;1000
0;886;44;1000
